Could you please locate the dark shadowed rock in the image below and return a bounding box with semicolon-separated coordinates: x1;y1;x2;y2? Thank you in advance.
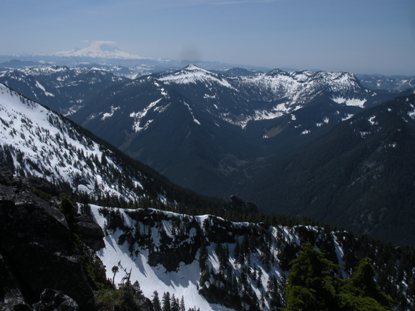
0;195;95;310
32;289;78;311
74;216;105;251
0;252;31;311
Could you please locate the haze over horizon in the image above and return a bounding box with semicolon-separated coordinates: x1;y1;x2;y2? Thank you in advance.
1;0;414;75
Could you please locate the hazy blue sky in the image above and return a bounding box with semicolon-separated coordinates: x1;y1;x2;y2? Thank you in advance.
0;0;414;74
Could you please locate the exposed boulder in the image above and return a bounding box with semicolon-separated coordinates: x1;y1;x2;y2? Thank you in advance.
32;289;78;311
74;215;105;251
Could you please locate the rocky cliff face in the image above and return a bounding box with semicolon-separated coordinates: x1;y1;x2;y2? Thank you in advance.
0;172;103;310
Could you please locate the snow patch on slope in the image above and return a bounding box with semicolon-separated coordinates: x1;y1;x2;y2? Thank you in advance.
64;104;84;117
183;101;201;125
130;98;163;132
408;103;415;120
35;80;55;97
332;96;367;108
368;115;377;126
341;114;354;121
101;105;120;120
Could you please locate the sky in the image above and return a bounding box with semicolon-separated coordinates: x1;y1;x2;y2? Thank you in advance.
0;0;414;75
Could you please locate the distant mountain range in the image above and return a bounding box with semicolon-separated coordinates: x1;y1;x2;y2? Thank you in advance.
0;43;263;74
357;73;415;93
1;64;414;245
55;40;145;60
65;65;390;192
0;65;127;116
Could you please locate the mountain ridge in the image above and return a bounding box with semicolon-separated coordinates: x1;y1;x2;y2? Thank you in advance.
66;65;392;199
1;66;413;245
0;82;251;214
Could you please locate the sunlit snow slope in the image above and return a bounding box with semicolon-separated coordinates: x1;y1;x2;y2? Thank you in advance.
89;204;415;311
0;83;148;200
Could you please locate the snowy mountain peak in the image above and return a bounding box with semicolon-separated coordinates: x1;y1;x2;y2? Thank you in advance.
55;41;143;60
158;65;236;89
267;68;286;76
183;64;208;72
323;71;359;85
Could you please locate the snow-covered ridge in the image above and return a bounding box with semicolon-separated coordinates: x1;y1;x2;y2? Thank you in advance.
159;65;236;90
1;64;373;132
153;66;371;130
0;65;126;116
6;65;70;76
89;204;330;311
219;69;371;127
0;83;146;200
88;203;415;311
237;70;363;102
2;65;123;77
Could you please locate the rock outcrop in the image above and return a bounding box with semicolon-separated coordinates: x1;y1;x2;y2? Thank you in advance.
33;289;79;311
0;173;98;310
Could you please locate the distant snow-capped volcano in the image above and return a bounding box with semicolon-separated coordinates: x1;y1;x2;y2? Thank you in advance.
55;41;144;60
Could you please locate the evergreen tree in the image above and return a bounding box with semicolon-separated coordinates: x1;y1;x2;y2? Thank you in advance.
199;242;208;271
111;265;119;286
338;258;393;311
285;244;338;311
152;291;162;311
257;269;263;288
285;245;393;311
215;243;228;273
162;292;171;311
267;276;280;310
132;281;142;296
179;296;186;311
234;240;241;264
199;242;210;288
171;294;179;311
101;153;108;166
